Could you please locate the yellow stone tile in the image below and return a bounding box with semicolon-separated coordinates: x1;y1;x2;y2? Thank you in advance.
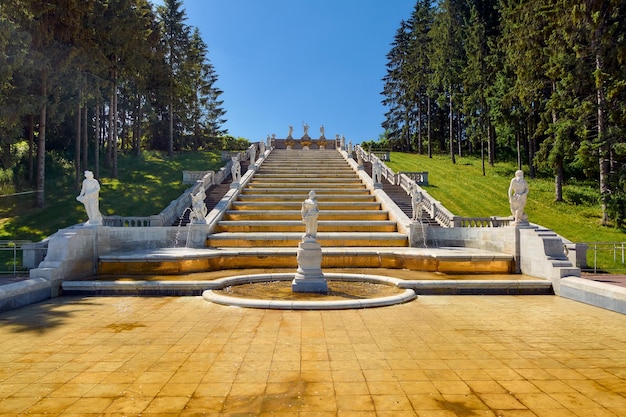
532;379;577;393
24;397;79;414
124;382;165;397
370;394;414;411
499;379;541;394
300;369;332;382
465;380;506;395
267;370;300;383
362;368;396;382
62;397;113;414
393;369;430;381
335;395;375;411
228;381;266;397
135;370;175;384
367;381;405;395
300;360;331;372
432;380;471;395
143;396;191;413
480;393;527;410
193;381;231;397
399;380;438;395
549;392;600;409
333;381;370;395
515;392;565;409
102;395;152;414
0;397;39;414
157;383;198;397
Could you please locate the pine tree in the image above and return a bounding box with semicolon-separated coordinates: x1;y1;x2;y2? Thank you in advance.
158;0;191;157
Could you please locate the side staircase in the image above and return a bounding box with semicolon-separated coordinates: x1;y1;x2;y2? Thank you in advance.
206;149;409;248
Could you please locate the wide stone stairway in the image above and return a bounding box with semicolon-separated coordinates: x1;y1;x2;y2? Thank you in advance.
207;149;408;248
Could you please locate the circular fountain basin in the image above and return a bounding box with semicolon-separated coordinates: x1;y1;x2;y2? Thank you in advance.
202;273;416;310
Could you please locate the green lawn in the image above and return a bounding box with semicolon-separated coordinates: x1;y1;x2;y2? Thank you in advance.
386;152;626;245
0;151;225;241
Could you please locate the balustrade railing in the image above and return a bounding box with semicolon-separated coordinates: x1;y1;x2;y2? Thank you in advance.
0;240;31;276
103;161;231;228
355;145;509;228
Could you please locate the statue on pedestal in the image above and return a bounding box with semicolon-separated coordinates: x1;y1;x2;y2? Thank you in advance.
508;170;529;224
231;156;241;184
373;160;383;185
190;186;207;224
411;185;423;220
76;170;103;226
292;189;327;293
301;190;319;241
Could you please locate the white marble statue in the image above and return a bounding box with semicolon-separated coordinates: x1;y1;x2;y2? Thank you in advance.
303;122;309;136
411;185;423;220
190;187;207;224
231;156;241;183
373;160;382;184
249;145;256;164
76;170;103;226
508;169;529;224
301;190;319;241
288;125;293;138
320;125;325;137
259;140;266;155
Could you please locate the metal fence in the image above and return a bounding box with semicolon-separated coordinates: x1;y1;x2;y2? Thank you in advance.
584;242;626;273
0;240;31;276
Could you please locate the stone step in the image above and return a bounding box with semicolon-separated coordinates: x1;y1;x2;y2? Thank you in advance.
250;177;356;184
236;194;378;202
230;201;382;211
223;210;389;221
206;232;409;248
245;182;366;189
240;187;371;195
215;220;398;233
253;173;357;179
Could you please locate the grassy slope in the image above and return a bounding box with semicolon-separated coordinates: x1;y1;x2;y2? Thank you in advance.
3;149;624;246
0;151;224;241
387;152;626;244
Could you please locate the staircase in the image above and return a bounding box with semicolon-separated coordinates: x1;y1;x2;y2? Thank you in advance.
206;149;408;248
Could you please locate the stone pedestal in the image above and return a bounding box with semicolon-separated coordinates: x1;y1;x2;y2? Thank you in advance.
292;240;328;293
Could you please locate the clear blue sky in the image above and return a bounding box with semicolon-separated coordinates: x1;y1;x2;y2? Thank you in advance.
173;0;414;144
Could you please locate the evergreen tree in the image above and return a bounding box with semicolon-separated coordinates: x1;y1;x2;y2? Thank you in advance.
381;19;415;152
428;0;468;163
157;0;191;157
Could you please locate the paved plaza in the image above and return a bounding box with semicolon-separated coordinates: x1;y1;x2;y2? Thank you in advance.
1;295;625;416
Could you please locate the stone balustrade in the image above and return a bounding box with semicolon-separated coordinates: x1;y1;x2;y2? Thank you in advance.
355;145;509;229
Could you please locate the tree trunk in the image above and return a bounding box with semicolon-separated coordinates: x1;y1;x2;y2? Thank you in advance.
82;104;88;171
35;72;47;208
75;100;82;189
417;93;422;154
457;112;462;157
95;102;100;179
427;95;432;158
449;91;456;164
487;122;496;166
112;77;118;178
106;86;113;169
516;130;522;170
28;114;34;184
481;134;485;176
555;159;564;202
596;54;610;224
168;90;174;157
